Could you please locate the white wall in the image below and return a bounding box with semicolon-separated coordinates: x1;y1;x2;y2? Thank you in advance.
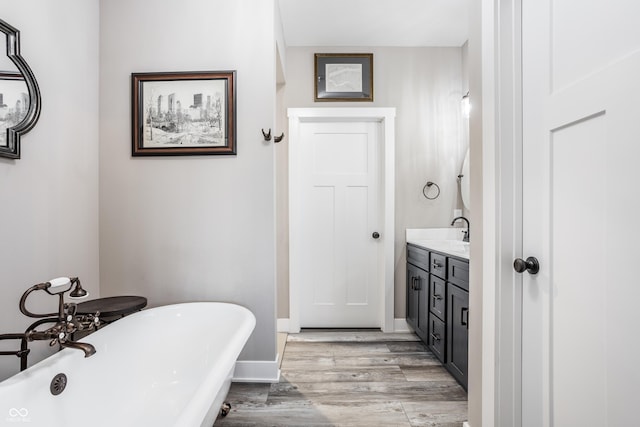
0;0;100;380
99;0;277;364
277;46;466;319
460;41;471;219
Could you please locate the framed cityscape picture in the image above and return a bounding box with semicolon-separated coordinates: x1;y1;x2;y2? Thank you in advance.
131;70;236;156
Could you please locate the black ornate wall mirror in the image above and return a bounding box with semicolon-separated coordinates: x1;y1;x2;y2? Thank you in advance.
0;18;41;159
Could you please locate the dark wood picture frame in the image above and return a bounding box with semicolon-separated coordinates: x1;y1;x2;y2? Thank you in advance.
314;53;373;102
0;18;42;160
131;71;236;156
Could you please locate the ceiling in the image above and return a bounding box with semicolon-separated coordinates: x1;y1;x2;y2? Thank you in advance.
277;0;469;47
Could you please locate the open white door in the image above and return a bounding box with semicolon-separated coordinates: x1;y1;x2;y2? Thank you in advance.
521;1;640;426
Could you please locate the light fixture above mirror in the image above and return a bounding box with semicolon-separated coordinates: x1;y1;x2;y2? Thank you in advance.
0;18;41;159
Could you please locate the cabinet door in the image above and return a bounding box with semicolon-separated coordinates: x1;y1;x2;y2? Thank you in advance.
416;268;429;341
446;283;469;390
406;263;420;331
406;263;428;341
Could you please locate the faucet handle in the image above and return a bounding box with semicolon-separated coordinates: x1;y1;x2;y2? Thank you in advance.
77;311;101;331
64;302;77;319
49;331;66;347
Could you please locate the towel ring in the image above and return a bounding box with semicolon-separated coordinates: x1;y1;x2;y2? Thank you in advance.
423;181;440;200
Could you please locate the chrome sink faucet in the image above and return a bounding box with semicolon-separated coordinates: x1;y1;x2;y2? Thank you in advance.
451;216;470;242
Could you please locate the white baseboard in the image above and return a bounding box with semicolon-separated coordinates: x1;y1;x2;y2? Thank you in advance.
277;318;290;333
394;318;413;332
233;356;280;383
278;318;414;333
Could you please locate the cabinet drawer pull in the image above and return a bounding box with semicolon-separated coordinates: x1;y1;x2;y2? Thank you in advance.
430;333;441;343
432;261;443;269
432;294;443;301
414;277;421;290
461;307;469;327
410;277;415;290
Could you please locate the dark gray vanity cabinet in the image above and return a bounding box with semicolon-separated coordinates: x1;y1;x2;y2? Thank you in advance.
406;242;469;390
406;245;430;342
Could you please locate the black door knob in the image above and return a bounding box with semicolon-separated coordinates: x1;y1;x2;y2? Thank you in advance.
372;232;380;239
513;257;540;275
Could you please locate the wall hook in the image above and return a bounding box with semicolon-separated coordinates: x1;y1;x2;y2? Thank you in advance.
262;128;272;141
274;133;284;143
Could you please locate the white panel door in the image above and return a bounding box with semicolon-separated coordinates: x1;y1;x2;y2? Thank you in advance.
521;1;640;426
297;120;381;328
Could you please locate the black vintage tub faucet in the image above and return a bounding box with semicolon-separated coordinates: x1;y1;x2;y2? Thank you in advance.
19;277;100;358
2;277;100;370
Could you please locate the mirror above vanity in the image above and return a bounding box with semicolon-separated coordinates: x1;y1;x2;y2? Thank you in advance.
0;18;41;159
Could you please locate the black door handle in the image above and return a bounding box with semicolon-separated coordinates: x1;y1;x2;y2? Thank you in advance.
372;232;380;239
513;257;540;274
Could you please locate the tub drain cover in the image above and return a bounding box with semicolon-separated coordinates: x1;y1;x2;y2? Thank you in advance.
50;373;67;395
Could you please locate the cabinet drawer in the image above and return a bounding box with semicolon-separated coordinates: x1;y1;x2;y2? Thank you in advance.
428;312;446;363
407;244;430;271
448;258;469;291
429;275;446;320
430;252;447;279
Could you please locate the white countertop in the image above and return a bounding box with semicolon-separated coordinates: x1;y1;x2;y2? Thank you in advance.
406;228;470;260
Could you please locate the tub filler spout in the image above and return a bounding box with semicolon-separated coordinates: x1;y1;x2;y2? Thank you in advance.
60;341;96;358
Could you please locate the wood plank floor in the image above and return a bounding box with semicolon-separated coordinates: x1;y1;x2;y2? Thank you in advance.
215;331;467;426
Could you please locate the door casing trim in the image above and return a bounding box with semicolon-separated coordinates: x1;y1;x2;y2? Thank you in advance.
287;107;396;333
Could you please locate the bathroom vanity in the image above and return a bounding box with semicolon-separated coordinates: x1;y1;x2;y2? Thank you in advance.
406;229;469;390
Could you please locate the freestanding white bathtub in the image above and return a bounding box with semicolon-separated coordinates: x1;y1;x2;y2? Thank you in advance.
0;302;255;427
